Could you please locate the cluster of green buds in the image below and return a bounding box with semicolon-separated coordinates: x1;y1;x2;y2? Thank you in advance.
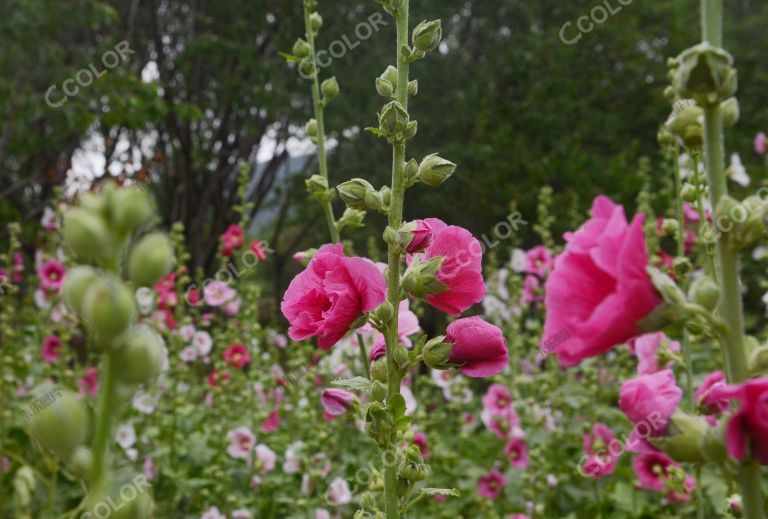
28;182;173;517
375;66;418;100
713;194;768;250
404;153;456;187
338;178;391;213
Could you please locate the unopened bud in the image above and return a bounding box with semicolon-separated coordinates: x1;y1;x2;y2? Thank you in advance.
661;218;679;236
82;275;138;345
650;410;707;463
403;120;418;140
373;300;395;323
128;232;176;287
408;80;418;97
111;185;154;234
371;380;387;402
310;12;323;32
62;208;112;263
721;97;740;128
689;276;719;311
306;119;318;137
403;256;447;297
113;325;166;385
404;159;418;186
412;20;442;53
417;153;456;187
422;336;452;370
293;38;311;58
338;178;386;212
393;343;409;369
378;101;409;137
375;77;394;98
321;76;339;100
62;266;100;316
29;386;88;460
336;208;366;230
672;43;738;106
681;183;697;203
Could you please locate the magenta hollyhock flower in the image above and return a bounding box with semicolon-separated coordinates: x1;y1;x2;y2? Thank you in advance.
709;377;768;464
369;337;386;362
412;431;430;459
251;239;267;261
632;452;695;501
409;217;485;316
41;335;62;363
633;332;680;375
262;410;281;432
695;371;729;415
582;423;620;478
320;388;356;416
281;243;386;350
79;367;99;398
504;437;530;470
755;132;767;155
206;369;230;388
482;384;513;414
520;275;542;305
38;260;66;293
481;405;521;440
406;220;434;253
221;224;245;255
477;469;506;500
12;252;24;282
445;317;508;378
619;369;682;453
541;196;662;367
226;426;256;459
523;246;553;277
223;343;250;368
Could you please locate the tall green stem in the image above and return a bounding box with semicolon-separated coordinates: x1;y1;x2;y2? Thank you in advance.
89;354;118;488
383;3;410;517
699;2;764;517
304;1;339;243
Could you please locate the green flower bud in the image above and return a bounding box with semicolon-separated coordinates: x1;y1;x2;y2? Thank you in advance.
404;159;418;186
299;57;315;78
111;186;154;234
407;80;418;97
370;357;388;383
378;101;409;137
306;119;318;137
721;97;740;128
12;466;35;506
338;178;386;212
29;386;89;460
79;191;109;216
417;153;456;187
381;65;398;87
393;343;409;369
663;86;676;100
67;446;93;479
661;218;679;236
422;336;452;370
650;410;707;463
375;77;394;98
371;380;387;402
403;256;447;298
112;325;166;385
680;183;697;203
689;276;719;311
374;300;395;323
321;76;339;100
749;345;768;375
293;38;311;58
310;12;323;32
672;43;738;106
403;120;418;140
62;208;112;262
84;474;154;519
82;275;138;345
412;20;442;53
62;266;101;316
383;226;399;248
665;104;703;148
128;232;175;287
336;208;366;231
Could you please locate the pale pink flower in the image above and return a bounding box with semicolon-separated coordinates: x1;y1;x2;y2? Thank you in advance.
523;246;553;277
226;426;256;459
204;281;236;307
755;132;767;155
321;388;356;416
201;506;227;519
328;477;352;505
78;367;99;397
633;332;680;375
255;444;277;473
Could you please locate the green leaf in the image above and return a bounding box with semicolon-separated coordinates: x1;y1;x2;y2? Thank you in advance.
388;394;406;418
279;52;301;63
332;376;371;391
394;416;413;431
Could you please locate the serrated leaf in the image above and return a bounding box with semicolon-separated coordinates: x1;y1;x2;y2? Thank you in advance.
420;488;460;497
332;376;371;391
394;416;413;431
388;394;406;418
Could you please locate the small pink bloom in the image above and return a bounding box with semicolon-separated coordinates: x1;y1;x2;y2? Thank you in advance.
619;369;682;453
632;452;695;501
409;218;485;316
523;246;553;277
41;335;62;363
204;281;236;307
413;431;429;459
482;384;513;414
582;423;620;478
226;426;256;459
79;367;99;398
481;406;521;440
695;370;729;415
321;388;355;416
281;243;386;350
633;332;680;375
710;377;768;464
406;220;434;253
369;337;386;362
201;506;227;519
755;132;767;155
38;260;66;293
328;477;352;505
445;317;509;378
223;343;250;368
255;444;277;473
520;275;542;305
251;239;267;261
541;196;662;366
143;456;155;480
262;410;281;432
221;224;245;253
223;297;241;316
207;369;230;388
504;437;530;469
477;469;506;500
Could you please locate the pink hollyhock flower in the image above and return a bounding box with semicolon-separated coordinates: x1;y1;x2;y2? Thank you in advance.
41;335;62;363
541;196;662;367
232;511;251;519
41;207;59;230
226;426;256;459
251;239;267;261
509;515;531;519
682;202;700;224
619;369;682;453
223;343;250;368
192;331;213;356
262;410;281;432
504;437;530;469
143;456;154;480
408;218;485;316
481;405;521;439
477;469;506;500
406;220;434;253
755;132;767;155
207;369;230;388
482;384;513;414
201;506;227;519
369;337;386;362
520;275;542;305
281;243;386;350
79;367;99;397
12;253;24;282
582;423;620;478
633;332;680;375
255;444;277;473
223;297;241;316
523;246;554;277
221;224;245;255
695;371;729;415
413;431;429;458
204;281;236;307
38;260;65;293
445;317;509;378
328;477;352;505
321;388;356;416
710;377;768;464
633;452;695;501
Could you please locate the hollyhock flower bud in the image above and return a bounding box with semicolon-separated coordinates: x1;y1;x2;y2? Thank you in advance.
112;325;166;385
82;275;138;345
665;103;703;147
376;77;394;98
412;20;442;53
477;469;505;501
62;208;112;262
416;153;456;187
336;208;366;231
672;43;738;106
398;445;430;481
688;276;719;311
306;119;318;137
67;446;93;478
29;386;89;459
709;377;768;464
128;232;175;287
378;101;409;136
371;380;387;402
651;410;708;463
404;158;418;185
406;218;485;315
422;336;451;371
444;317;508;378
321;388;356;416
309;12;323;32
402;256;446;297
404;220;433;253
337;178;386;212
111;185;154;234
721;97;740;128
541;196;663;366
299;57;314;77
407;80;418;97
321;76;339;100
292;38;311;58
619;369;682;453
281;244;386;350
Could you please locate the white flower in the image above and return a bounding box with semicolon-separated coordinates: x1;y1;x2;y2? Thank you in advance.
430;369;455;389
125;447;138;461
132;391;156;414
510;248;526;272
34;289;50;309
41;207;59;230
180;346;199;362
135;287;155;315
115;423;136;449
401;385;417;416
192;331;213;356
283;441;304;474
728;153;751;187
267;330;288;349
255;444;277;473
753;246;768;261
547;474;558;487
328;477;352;505
179;324;197;342
678;152;693;179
